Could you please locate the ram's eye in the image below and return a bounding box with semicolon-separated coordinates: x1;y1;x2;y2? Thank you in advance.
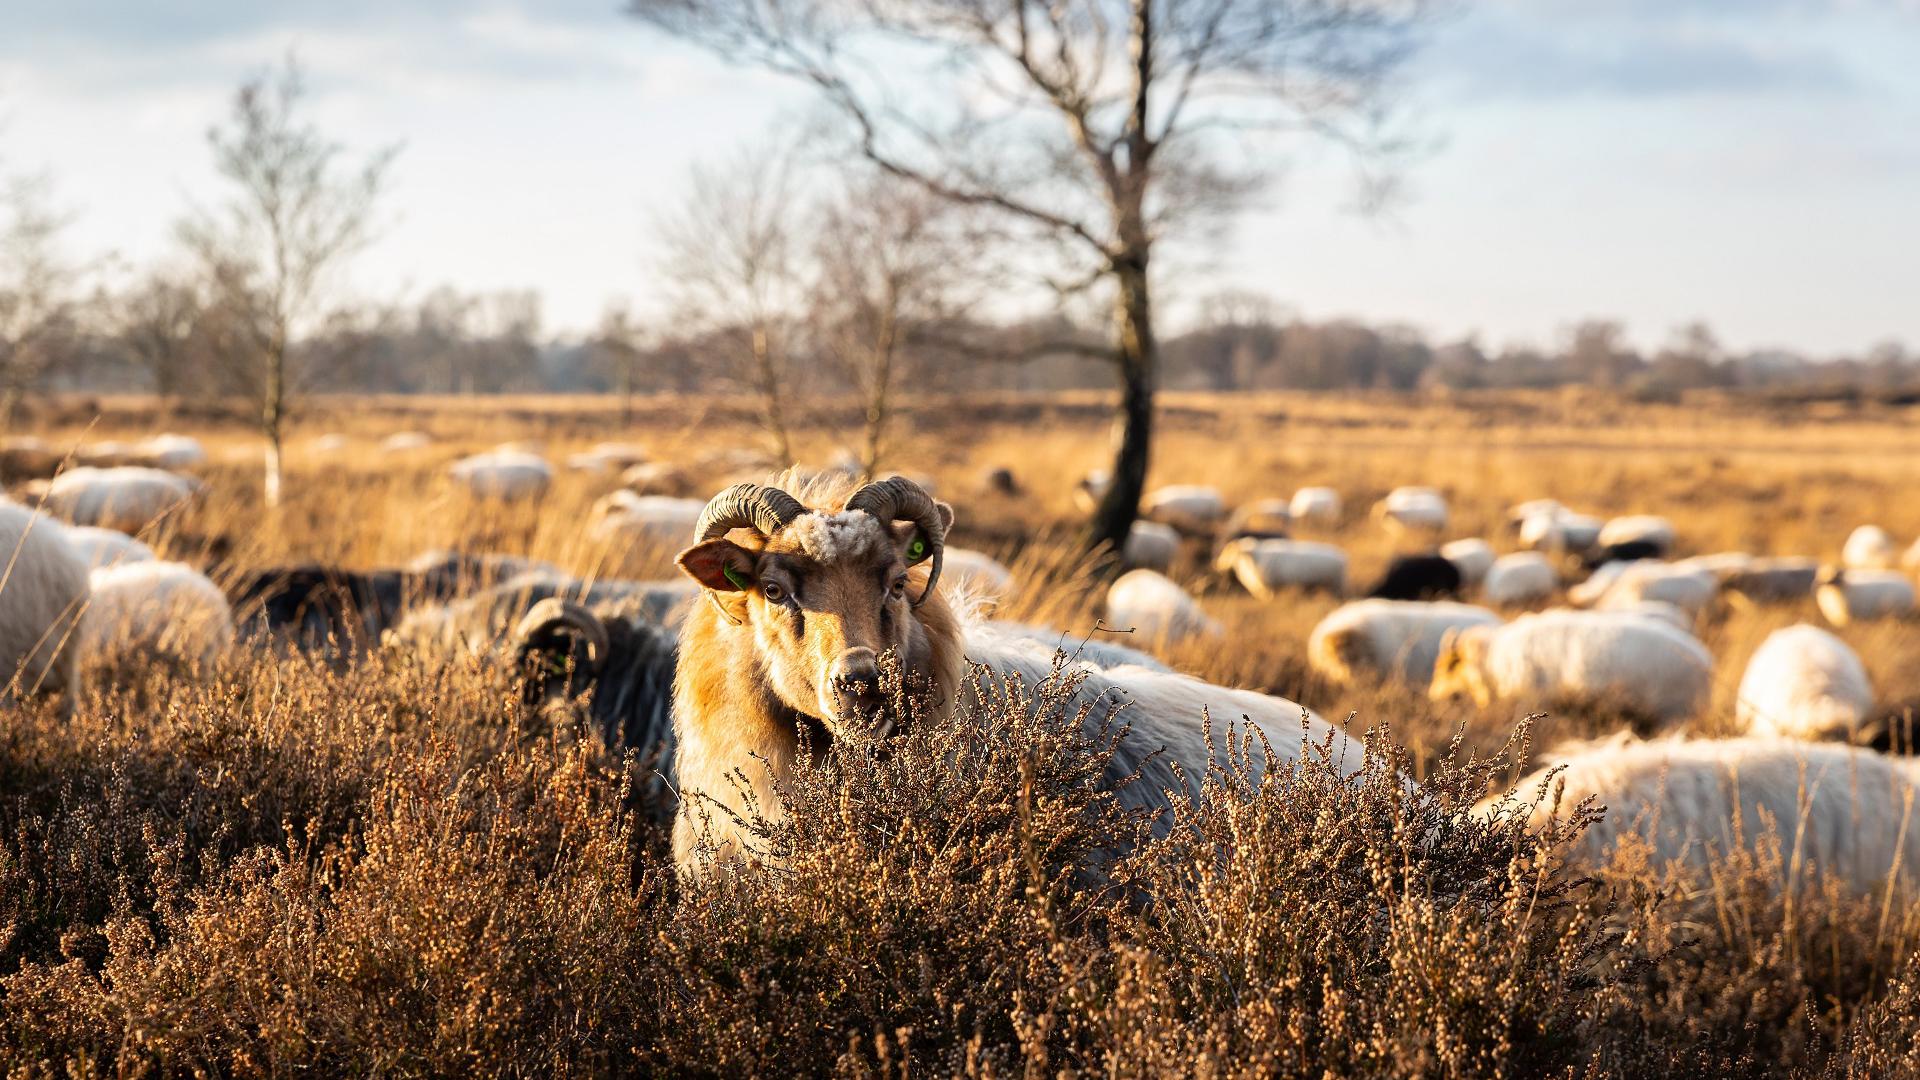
889;575;908;599
905;536;928;563
762;581;787;604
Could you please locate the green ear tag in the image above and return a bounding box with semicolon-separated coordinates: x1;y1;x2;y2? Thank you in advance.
722;566;752;592
906;536;928;563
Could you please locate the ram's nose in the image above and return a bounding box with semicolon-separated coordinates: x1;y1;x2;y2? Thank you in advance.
830;647;881;700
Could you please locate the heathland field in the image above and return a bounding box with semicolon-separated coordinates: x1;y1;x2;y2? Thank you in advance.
10;388;1920;1075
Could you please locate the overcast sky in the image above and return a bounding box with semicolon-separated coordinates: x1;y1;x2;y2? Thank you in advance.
3;0;1916;355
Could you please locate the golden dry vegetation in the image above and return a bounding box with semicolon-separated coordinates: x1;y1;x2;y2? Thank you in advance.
9;387;1920;1076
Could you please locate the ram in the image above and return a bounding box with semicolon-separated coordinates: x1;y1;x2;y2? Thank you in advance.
1430;609;1712;726
1490;736;1920;897
0;500;89;702
667;474;1367;872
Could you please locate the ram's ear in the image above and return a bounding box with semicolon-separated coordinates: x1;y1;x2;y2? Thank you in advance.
677;538;756;592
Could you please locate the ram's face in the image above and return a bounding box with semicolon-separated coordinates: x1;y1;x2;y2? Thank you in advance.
1428;627;1493;707
680;510;942;737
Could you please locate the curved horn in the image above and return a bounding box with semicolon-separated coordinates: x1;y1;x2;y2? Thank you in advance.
844;476;947;605
513;598;611;673
693;482;808;543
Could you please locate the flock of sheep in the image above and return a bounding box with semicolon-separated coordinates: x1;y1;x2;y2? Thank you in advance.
6;429;1920;898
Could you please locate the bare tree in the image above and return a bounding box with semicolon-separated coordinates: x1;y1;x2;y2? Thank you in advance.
181;57;395;506
594;303;647;426
811;175;979;476
117;270;205;403
0;174;82;423
630;0;1430;552
658;143;804;464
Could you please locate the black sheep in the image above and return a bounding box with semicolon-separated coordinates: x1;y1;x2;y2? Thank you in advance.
1365;554;1463;601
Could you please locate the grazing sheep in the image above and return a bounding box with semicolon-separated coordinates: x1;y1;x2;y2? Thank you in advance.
1440;538;1496;588
1844;525;1899;571
565;442;649;475
32;467;201;533
380;431;434;453
1214;537;1347;599
941;548;1014;604
1583;539;1667;569
1430;609;1712;725
974;621;1173;674
448;449;553;501
387;571;697;659
228;552;552;655
1482;552;1558;606
1120;520;1180;573
1735;625;1874;744
1372;486;1448;536
1106;569;1222;645
1722;557;1821;604
58;525;156;569
1288;486;1342;525
1308;599;1502;689
621;461;692;497
1366;554;1462;601
668;473;1367;872
590;491;707;549
1494;737;1920;897
1073;469;1111;514
1816;567;1915;627
978;465;1020;496
1222;499;1292;543
1597;515;1677;555
1518;510;1603;554
137;434;206;470
81;561;234;669
0;500;89;700
511;599;682;821
1570;559;1718;616
1142;484;1227;534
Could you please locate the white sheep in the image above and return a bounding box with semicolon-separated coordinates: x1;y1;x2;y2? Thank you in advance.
1213;537;1347;599
1493;736;1920;897
589;491;706;550
80;560;234;669
940;547;1014;604
1439;538;1496;588
1288;486;1342;525
1223;499;1293;540
1518;510;1603;554
1816;567;1915;627
1308;599;1502;689
1844;525;1899;571
448;449;553;501
136;434;206;470
1507;498;1565;525
380;431;434;453
1735;625;1874;744
0;500;89;700
1372;486;1448;536
1121;520;1180;573
58;526;156;569
1429;609;1712;725
1141;484;1227;534
1481;552;1558;606
1597;514;1677;553
1105;569;1221;646
1570;559;1717;616
1721;556;1821;603
34;467;202;533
